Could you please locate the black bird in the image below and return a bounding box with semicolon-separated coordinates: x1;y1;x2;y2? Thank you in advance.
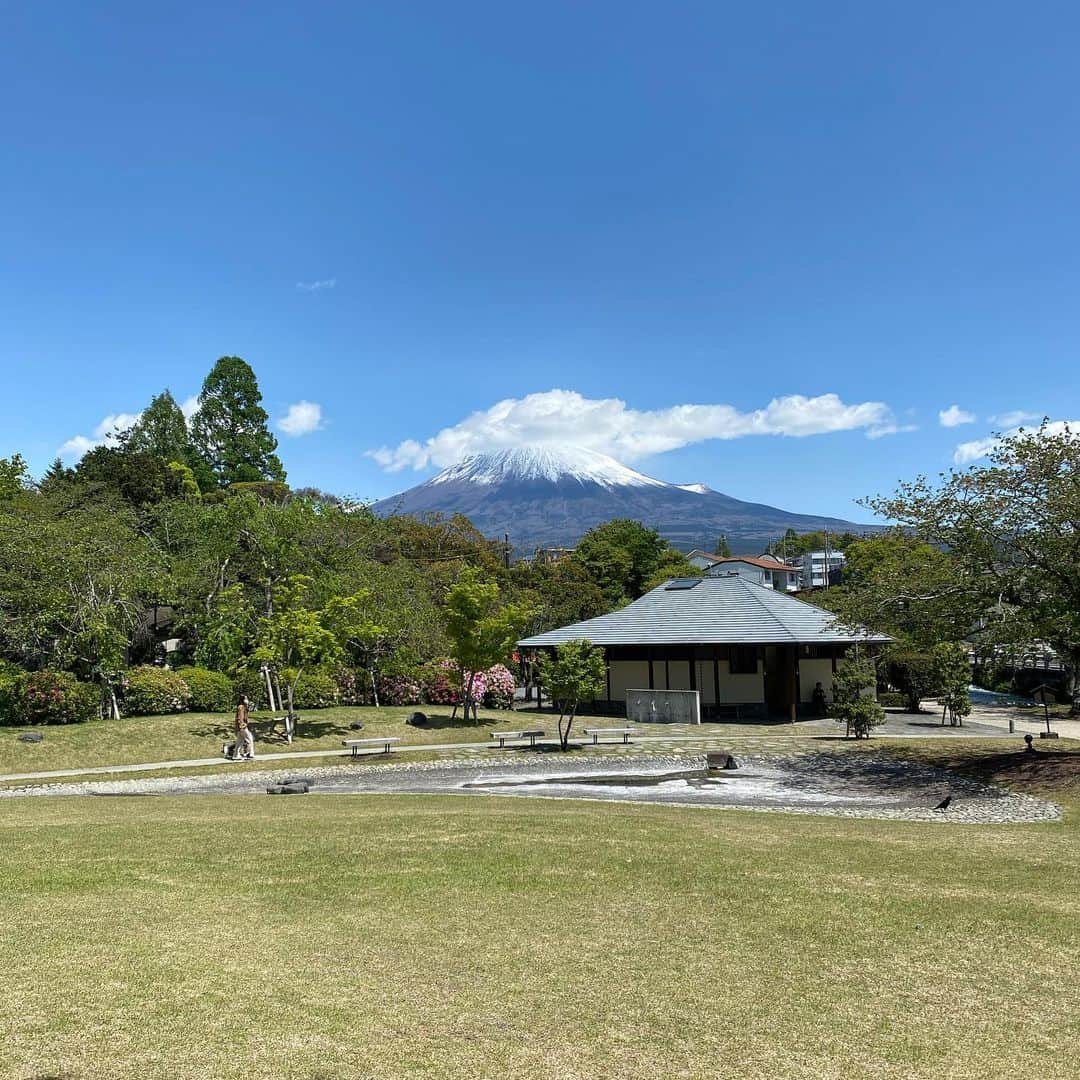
934;795;953;812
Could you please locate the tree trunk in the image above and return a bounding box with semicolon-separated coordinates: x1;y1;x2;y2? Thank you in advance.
285;678;297;742
370;666;380;707
559;704;577;750
463;671;477;723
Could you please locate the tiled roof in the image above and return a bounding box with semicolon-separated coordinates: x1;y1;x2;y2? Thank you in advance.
518;575;889;648
711;556;801;574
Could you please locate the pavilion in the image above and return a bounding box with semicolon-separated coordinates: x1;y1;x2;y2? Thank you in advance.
518;574;889;720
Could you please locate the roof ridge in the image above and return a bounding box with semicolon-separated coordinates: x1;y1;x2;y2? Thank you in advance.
735;577;796;642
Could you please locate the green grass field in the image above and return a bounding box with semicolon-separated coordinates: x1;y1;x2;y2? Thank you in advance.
2;741;1079;1079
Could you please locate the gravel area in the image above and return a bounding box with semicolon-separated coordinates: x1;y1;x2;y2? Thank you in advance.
0;750;1061;824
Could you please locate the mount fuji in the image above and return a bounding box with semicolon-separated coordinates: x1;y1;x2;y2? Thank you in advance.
371;446;876;554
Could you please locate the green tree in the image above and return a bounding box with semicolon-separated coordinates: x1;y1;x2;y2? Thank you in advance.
573;520;672;605
123;390;192;463
0;454;30;500
714;534;732;557
442;569;533;720
866;422;1080;713
190;357;285;488
831;656;885;739
536;639;607;749
932;641;972;727
254;577;339;735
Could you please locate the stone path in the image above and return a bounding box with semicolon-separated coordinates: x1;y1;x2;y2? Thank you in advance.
0;750;1061;825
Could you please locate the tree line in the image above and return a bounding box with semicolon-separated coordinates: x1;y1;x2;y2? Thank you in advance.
0;358;699;723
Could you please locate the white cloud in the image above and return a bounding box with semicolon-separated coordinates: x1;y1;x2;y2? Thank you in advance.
58;411;141;460
367;389;905;473
296;278;336;292
988;409;1041;427
278;400;325;436
953;419;1076;464
938;404;976;428
180;395;200;420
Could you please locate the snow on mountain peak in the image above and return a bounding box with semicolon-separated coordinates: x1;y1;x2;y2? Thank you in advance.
676;482;713;495
429;446;670;489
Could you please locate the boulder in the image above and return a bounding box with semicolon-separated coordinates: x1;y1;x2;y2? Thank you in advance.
266;783;309;795
17;731;44;744
407;711;428;726
349;721;364;731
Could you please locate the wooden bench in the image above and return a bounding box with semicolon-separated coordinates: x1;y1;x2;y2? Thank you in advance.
489;729;545;748
342;737;399;757
581;727;635;745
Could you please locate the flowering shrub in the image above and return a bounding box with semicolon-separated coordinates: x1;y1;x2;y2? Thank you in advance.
123;666;192;716
483;664;516;709
420;659;514;708
12;670;99;726
332;666;366;706
176;667;234;713
375;673;423;706
421;659;462;705
293;670;340;709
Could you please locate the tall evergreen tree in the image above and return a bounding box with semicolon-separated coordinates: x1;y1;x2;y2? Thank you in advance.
124;390;191;463
190;357;285;488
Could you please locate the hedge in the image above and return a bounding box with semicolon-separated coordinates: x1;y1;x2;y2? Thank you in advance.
123;666;192;716
9;670;99;726
177;667;235;713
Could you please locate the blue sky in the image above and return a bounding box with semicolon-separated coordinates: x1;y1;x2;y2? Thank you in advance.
3;2;1079;521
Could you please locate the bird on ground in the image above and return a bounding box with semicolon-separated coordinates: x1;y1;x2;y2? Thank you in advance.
934;795;953;812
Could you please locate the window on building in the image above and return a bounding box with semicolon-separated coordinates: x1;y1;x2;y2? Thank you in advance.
729;646;758;675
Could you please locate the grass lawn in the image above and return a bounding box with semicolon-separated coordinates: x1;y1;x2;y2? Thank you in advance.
0;707;817;777
2;743;1079;1078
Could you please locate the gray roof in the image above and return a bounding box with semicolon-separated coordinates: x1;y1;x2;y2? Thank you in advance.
519;575;890;648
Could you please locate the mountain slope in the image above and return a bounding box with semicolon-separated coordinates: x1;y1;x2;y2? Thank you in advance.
371;446;877;553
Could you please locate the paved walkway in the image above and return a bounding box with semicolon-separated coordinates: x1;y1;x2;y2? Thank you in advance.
3;704;1073;786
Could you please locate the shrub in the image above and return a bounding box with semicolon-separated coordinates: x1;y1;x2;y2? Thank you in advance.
177;667;234;713
293;670;340;709
483;664;516;709
886;651;938;712
375;673;423;706
123;666;191;716
332;666;366;706
15;670;99;726
421;659;462;706
0;661;26;724
877;691;905;708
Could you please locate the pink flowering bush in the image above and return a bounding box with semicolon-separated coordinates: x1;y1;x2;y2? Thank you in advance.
483;664;516;709
421;659;463;705
12;670;99;725
375;673;423;706
332;666;366;706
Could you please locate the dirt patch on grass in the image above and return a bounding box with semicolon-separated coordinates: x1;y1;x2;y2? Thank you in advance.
889;742;1080;798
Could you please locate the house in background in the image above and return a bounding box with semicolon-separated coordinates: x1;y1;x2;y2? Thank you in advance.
687;551;801;592
799;550;846;589
519;575;888;721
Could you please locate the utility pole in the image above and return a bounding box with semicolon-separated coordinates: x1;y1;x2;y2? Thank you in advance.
823;529;831;591
504;533;511;569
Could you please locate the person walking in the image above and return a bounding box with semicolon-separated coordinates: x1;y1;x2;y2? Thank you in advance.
234;695;255;761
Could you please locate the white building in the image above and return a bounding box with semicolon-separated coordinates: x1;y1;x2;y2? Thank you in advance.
799;550;845;589
686;551;801;592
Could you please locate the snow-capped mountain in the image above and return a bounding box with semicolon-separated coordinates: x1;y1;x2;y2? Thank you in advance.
371;445;875;554
430;447;668;489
